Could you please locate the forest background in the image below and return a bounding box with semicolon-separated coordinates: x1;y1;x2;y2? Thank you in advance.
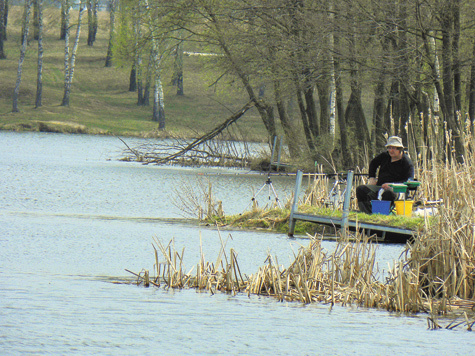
1;0;475;172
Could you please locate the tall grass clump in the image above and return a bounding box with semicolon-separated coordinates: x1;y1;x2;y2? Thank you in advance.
397;117;475;312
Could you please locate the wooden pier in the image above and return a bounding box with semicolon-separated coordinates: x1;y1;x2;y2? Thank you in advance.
288;170;415;243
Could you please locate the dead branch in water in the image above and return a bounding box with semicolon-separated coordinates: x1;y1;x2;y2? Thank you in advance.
151;101;253;165
120;101;255;167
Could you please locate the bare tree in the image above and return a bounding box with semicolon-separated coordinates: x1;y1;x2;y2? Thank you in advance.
0;0;5;59
343;0;370;165
105;0;117;67
12;0;32;112
60;0;66;40
32;0;38;40
61;0;86;106
171;34;184;96
35;0;43;108
469;38;475;121
2;0;8;41
87;0;98;46
133;3;144;105
331;0;349;168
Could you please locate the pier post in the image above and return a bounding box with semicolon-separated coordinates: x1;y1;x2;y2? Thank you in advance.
341;170;354;229
288;170;303;237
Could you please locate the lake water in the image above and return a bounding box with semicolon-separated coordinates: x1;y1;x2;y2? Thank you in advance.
1;131;474;355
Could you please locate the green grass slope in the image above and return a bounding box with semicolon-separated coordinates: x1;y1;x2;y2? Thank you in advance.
0;6;266;140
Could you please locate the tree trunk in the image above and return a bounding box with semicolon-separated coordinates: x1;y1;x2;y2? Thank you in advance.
452;0;461;112
413;40;429;145
345;88;369;148
373;73;386;150
136;55;143;105
61;1;85;106
372;5;391;150
173;38;184;96
331;0;348;168
316;76;330;135
3;0;8;41
87;0;97;46
143;79;150;106
295;83;316;157
92;0;97;42
60;1;66;40
104;0;116;67
133;11;144;105
345;0;370;164
397;0;410;142
469;38;475;122
87;0;93;46
304;83;319;138
274;79;300;158
439;1;463;160
0;0;5;59
143;0;165;129
153;76;165;130
385;81;399;135
35;0;43;108
61;1;71;105
129;65;136;92
32;0;38;40
12;0;32;112
152;80;159;123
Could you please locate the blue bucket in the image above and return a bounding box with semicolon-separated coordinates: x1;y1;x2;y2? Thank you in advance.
371;200;391;215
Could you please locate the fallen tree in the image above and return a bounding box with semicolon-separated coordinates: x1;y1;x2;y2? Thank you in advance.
120;100;256;167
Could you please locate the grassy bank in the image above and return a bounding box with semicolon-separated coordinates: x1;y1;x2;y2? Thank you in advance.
206;206;426;236
0;6;267;140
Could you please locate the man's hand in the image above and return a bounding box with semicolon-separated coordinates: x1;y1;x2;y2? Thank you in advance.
368;177;377;185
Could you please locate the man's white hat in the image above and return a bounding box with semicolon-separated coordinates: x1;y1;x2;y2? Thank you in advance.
385;136;404;148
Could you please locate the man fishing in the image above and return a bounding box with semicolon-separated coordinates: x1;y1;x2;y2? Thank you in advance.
356;136;414;214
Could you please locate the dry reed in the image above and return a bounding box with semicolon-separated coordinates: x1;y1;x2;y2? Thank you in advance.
130;114;475;329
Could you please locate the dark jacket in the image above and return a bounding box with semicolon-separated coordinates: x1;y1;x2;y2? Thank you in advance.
368;151;414;186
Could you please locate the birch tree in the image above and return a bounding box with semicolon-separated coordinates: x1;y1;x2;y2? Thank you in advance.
143;0;166;127
61;0;86;106
133;3;144;105
104;0;117;67
12;0;32;112
331;0;349;168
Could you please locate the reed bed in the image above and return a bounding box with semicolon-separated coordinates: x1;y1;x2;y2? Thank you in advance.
294;115;475;315
131;115;475;330
131;226;474;329
132;230;467;313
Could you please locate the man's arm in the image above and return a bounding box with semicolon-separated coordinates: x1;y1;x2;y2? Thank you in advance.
367;152;384;184
367;177;377;185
